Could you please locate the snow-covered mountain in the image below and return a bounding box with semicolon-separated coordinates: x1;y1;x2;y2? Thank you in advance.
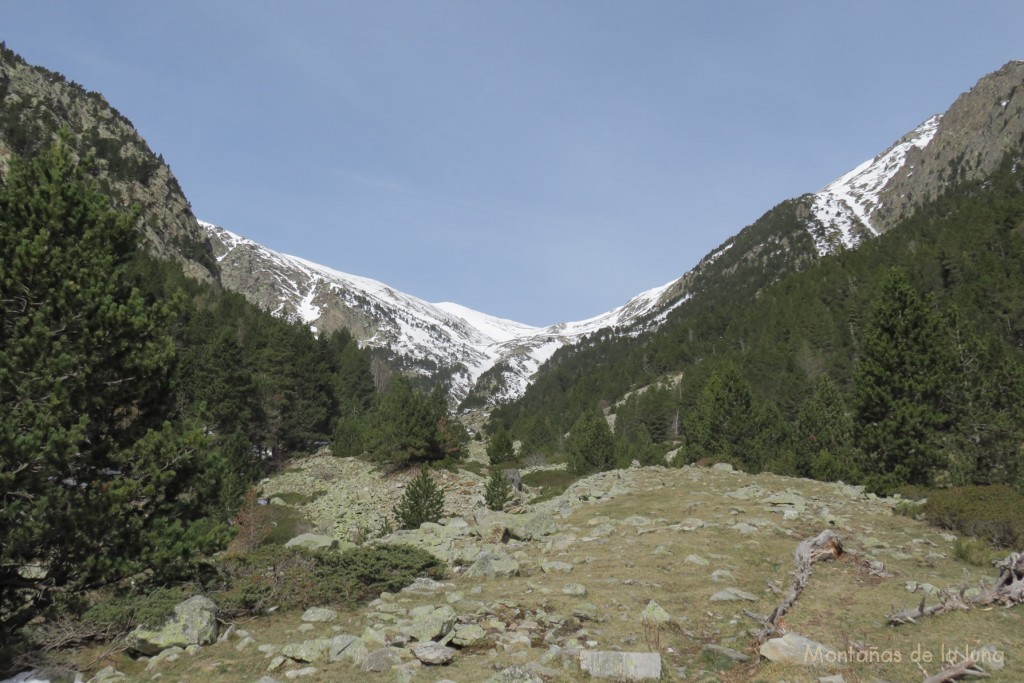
205;221;680;404
205;61;1024;406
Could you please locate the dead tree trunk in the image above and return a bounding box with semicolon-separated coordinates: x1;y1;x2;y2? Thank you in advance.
887;550;1024;626
745;529;844;642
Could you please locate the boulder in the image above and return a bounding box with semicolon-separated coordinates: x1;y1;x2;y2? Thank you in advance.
361;646;409;672
410;641;456;665
301;606;337;623
759;633;838;666
402;605;456;642
710;587;759;602
465;550;520;578
126;595;218;656
284;533;340;551
641;600;670;626
579;651;662;681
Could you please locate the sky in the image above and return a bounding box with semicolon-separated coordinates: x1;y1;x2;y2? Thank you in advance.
4;2;1024;326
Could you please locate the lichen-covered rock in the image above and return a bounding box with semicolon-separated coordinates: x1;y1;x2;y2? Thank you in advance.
465;549;520;578
579;651;662;681
126;596;218;656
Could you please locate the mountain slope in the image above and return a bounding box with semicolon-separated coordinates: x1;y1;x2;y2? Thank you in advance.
205;62;1024;407
205;222;679;403
0;43;215;281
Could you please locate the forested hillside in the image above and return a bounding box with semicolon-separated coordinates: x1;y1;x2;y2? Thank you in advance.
493;147;1024;492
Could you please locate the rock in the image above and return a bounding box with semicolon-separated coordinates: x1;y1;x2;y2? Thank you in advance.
818;675;846;683
676;517;706;531
465;549;520;578
145;646;183;670
361;646;408;672
329;635;367;664
400;577;455;595
403;604;457;642
88;666;127;682
283;533;339;551
710;587;759;602
759;633;838;666
255;677;282;683
282;638;332;663
452;623;487;647
711;463;734;473
731;522;758;534
710;569;735;583
766;491;807;512
701;644;750;662
235;635;255;651
126;595;219;656
284;668;317;680
579;651;662;681
503;469;522;491
651;545;673;556
541;560;574;573
301;606;337;623
641;600;671;626
486;665;544;683
410;641;456;665
685;554;710;566
562;583;587;596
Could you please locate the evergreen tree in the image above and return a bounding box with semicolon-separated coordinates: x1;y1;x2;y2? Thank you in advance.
795;377;861;481
394;467;445;529
486;427;516;465
484;467;514;511
364;376;438;469
613;425;663;468
0;137;230;636
682;364;754;466
854;268;954;489
566;409;615;475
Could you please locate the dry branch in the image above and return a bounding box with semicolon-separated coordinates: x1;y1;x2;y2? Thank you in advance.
745;529;843;642
921;654;990;682
887;550;1024;626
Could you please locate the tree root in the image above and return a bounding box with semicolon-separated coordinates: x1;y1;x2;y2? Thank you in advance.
887;550;1024;626
744;529;844;642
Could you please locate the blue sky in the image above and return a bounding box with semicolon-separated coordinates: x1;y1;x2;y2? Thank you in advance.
5;2;1023;326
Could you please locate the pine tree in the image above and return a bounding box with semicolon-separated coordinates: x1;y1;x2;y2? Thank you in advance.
683;364;754;466
854;268;954;489
795;377;862;481
566;409;615;475
484;467;513;511
0;136;231;636
486;427;516;464
394;467;445;529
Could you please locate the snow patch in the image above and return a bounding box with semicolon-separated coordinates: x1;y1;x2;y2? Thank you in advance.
808;114;941;255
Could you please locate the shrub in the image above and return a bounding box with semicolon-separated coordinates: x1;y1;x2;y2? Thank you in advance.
922;485;1024;548
484;468;513;511
394;467;445;530
213;543;445;616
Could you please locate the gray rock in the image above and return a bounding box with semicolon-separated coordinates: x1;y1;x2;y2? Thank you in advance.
685;554;710;566
329;635;367;664
759;633;838;666
562;583;587;596
410;641;456;665
579;651;662;681
541;560;574;573
485;665;544;683
452;623;487;647
711;463;734;473
283;533;339;551
465;550;520;578
710;587;759;602
710;569;735;583
284;668;317;680
361;646;407;672
402;604;456;642
503;468;522;491
301;606;337;623
88;666;127;682
126;595;218;656
641;600;670;626
702;644;750;662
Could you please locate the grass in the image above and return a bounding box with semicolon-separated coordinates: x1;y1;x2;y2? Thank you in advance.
63;466;1024;682
522;468;578;504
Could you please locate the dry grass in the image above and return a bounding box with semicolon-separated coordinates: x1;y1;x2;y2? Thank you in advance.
73;466;1023;682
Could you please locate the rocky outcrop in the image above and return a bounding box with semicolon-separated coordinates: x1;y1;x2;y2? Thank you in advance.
0;45;215;282
126;596;219;656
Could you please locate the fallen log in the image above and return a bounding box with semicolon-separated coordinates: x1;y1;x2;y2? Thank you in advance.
745;529;843;642
887;550;1024;627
